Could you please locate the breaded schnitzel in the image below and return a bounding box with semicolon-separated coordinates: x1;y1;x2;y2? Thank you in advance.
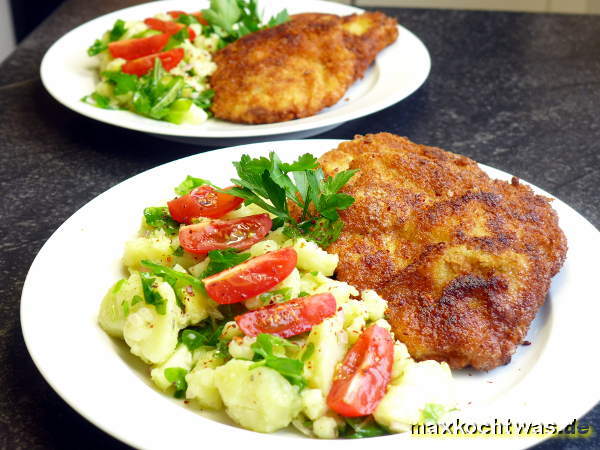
210;12;398;124
319;133;567;371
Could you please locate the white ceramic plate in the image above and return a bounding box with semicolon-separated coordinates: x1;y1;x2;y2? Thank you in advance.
40;0;430;146
21;140;600;450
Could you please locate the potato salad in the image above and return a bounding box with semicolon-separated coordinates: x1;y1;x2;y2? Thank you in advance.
98;152;454;438
84;0;289;124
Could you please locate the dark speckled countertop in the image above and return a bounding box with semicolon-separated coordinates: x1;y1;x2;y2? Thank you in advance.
1;0;599;448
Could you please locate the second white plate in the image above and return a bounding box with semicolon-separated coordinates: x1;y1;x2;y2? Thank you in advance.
40;0;431;145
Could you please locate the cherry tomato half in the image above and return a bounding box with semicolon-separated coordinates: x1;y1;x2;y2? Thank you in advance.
204;248;297;304
143;18;196;41
179;213;272;255
108;33;169;60
327;325;394;417
167;10;209;25
235;293;337;338
168;185;243;224
121;48;184;77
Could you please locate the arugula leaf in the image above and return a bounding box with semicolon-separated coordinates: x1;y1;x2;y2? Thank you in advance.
192;89;215;110
139;272;167;314
179;323;230;357
81;92;116;109
250;334;306;389
341;416;388;439
102;71;138;95
141;260;204;291
108;19;127;41
164;367;188;398
201;249;250;279
174;175;214;196
132;59;185;120
143;207;179;235
87;39;107;56
172;246;184;257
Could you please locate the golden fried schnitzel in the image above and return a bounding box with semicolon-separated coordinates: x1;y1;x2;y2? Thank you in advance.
319;133;567;371
210;12;398;124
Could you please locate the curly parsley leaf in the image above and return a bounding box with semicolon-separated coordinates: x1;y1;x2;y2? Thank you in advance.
164;367;188;398
250;334;306;389
143;207;179;235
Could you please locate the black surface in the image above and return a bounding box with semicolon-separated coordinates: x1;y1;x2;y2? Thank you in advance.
1;1;599;448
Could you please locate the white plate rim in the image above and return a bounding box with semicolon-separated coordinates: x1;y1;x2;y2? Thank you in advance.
39;0;431;140
20;139;600;450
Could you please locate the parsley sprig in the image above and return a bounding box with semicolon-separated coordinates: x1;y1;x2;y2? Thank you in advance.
225;152;357;247
201;0;289;45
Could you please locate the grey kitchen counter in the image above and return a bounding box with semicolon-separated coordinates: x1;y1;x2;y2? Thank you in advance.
0;0;599;448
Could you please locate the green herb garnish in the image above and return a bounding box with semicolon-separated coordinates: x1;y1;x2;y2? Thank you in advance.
174;175;214;196
225;152;357;247
164;367;188;398
143;207;179;235
141;260;203;292
201;249;250;279
179;323;230;357
87;19;127;56
201;0;289;44
341;416;388;439
102;71;138;95
420;403;448;424
258;287;292;304
139;272;167;314
250;334;306;389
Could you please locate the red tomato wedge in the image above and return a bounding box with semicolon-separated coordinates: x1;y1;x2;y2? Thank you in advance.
179;214;272;255
168;185;243;224
327;325;394;417
204;248;297;304
121;48;184;77
143;18;196;41
168;10;209;25
235;293;337;338
108;33;169;60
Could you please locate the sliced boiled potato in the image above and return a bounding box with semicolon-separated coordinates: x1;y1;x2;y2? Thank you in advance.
186;367;223;410
123;281;183;364
287;238;338;276
215;360;302;433
122;229;174;271
373;360;454;432
98;271;143;338
151;344;193;391
303;312;348;395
